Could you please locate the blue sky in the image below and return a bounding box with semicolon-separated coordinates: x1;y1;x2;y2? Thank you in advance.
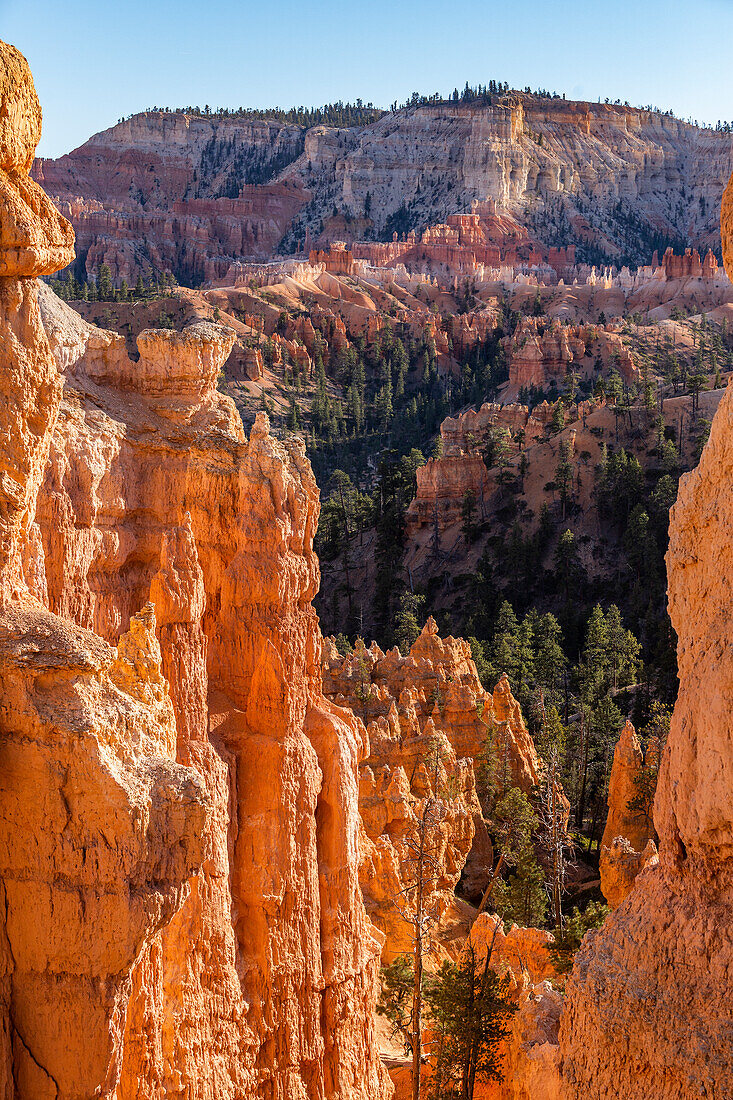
2;0;730;158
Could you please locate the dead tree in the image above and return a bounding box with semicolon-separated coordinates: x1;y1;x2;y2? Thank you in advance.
392;745;449;1100
537;746;571;931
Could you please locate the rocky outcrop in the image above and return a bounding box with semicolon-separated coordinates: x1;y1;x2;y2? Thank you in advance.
358;712;476;961
324;622;542;909
597;835;658;912
33;292;388;1099
406;452;492;533
558;194;733;1095
324;622;541;793
494;979;563;1100
599;720;659;908
0;41;210;1100
0;40;387;1100
325;634;484;956
468;913;556;986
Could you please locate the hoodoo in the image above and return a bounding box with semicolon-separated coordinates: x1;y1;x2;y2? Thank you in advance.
0;40;387;1100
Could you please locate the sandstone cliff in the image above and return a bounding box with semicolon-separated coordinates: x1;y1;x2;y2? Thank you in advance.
0;41;388;1100
323;622;542;910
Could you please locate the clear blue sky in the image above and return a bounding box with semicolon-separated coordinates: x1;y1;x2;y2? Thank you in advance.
2;0;730;158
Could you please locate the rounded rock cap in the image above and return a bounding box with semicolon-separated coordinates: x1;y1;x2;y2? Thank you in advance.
0;40;42;173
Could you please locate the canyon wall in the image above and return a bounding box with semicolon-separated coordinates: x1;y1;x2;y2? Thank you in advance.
33;96;733;282
558;196;733;1095
0;41;387;1100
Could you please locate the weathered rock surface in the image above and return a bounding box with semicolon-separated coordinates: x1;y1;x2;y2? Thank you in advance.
356;685;477;961
0;41;211;1100
557;194;733;1096
324;622;542;910
0;40;388;1100
33;292;388;1099
599;720;659;908
324;622;540;788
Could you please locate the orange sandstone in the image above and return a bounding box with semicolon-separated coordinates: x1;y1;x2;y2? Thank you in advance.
323;622;543;906
599;720;659;908
0;39;388;1100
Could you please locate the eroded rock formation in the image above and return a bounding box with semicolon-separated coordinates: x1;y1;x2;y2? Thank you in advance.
599;720;659;908
0;42;211;1099
0;40;387;1100
358;712;477;961
34;95;733;280
324;622;541;794
323;623;542;911
505;317;586;388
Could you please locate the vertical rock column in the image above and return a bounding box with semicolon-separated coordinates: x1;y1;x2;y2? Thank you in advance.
0;41;210;1100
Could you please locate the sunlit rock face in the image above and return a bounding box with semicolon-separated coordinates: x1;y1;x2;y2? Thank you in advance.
0;39;388;1100
599;720;659;909
33;94;733;280
323;622;544;919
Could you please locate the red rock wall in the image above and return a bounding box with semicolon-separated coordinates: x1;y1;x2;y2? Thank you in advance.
0;42;213;1100
33;285;388;1099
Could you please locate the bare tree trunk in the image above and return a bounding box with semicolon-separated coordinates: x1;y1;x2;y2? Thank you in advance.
412;923;422;1100
576;709;589;829
474;853;506;920
412;817;426;1100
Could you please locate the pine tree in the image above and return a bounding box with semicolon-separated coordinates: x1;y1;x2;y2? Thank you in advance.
532;612;567;702
394;591;425;654
554;439;573;520
604;604;641;689
489;787;548;927
577;604;610;703
426;945;516;1100
553;529;583;603
97;263;113;301
492;602;519;681
461;490;478;543
549;901;609;974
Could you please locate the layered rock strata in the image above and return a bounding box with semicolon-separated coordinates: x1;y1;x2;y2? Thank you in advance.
34;95;733;279
323;622;542;907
